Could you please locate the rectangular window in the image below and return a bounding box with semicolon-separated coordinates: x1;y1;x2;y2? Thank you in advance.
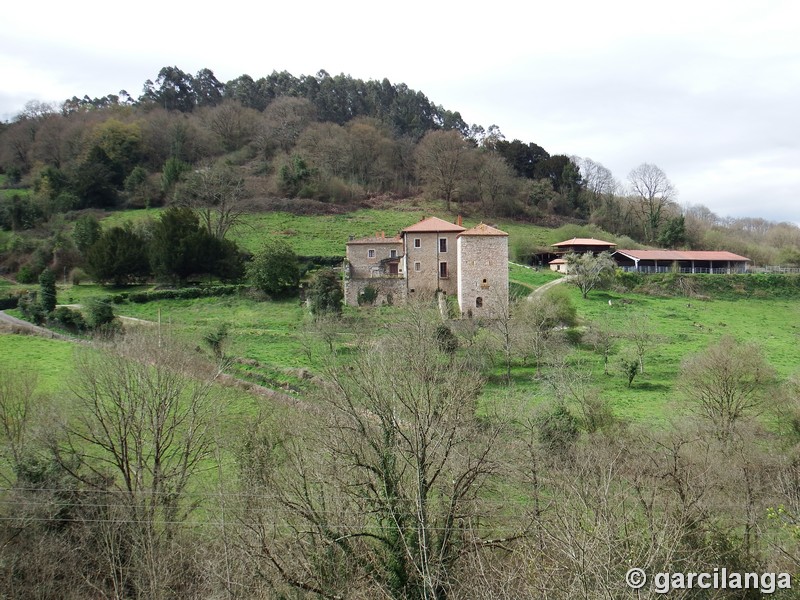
390;249;397;258
414;238;421;248
368;249;375;258
414;262;421;272
439;262;448;278
439;238;447;253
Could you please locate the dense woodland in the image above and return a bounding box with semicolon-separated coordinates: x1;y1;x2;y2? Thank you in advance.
2;65;800;282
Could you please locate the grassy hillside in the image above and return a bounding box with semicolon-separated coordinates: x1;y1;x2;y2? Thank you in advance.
100;204;553;256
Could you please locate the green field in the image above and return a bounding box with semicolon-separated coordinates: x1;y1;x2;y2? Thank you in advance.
99;205;552;256
3;204;799;429
3;277;798;427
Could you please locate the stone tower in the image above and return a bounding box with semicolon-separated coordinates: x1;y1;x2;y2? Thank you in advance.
456;223;509;319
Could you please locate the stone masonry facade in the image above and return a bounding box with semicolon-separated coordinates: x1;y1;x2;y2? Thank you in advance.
344;217;509;318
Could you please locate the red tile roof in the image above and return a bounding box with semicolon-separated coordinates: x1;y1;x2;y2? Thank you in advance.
613;249;750;262
346;235;402;245
552;238;616;247
402;216;466;233
458;223;508;237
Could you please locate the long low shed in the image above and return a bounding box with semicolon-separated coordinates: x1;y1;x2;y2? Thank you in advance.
612;250;750;274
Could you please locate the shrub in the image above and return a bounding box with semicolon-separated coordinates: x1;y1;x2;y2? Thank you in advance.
357;285;378;306
247;239;300;297
16;265;39;284
84;298;115;329
18;292;45;324
69;268;88;285
0;296;19;310
307;269;343;316
50;306;86;332
536;402;579;457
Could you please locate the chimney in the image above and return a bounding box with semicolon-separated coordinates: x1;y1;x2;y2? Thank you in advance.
457;215;463;227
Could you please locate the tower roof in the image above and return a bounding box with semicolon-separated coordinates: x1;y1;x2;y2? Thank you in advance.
458;223;509;237
402;216;466;233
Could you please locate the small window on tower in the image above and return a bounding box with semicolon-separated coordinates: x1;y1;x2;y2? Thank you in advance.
414;238;421;248
414;262;421;272
368;249;375;258
439;238;447;252
439;262;448;278
390;249;397;258
476;297;483;308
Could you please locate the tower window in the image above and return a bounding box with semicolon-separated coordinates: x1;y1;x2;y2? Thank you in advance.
414;238;421;248
390;249;397;258
476;297;483;308
439;238;447;252
439;262;448;278
368;249;375;258
414;262;421;272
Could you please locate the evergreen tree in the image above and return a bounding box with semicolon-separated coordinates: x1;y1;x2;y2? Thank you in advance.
38;268;57;313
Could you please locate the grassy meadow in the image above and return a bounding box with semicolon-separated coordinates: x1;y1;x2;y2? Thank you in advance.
2;205;799;430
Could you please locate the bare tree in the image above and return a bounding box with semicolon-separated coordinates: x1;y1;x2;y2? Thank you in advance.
627;163;677;243
242;305;506;598
584;322;618;375
625;312;658;375
178;163;248;239
57;333;224;598
415;130;473;211
678;336;777;440
0;368;39;477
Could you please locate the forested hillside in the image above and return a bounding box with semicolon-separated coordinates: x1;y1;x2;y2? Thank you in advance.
2;65;800;282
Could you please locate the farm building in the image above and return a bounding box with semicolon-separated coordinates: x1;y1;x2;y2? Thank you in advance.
344;217;509;318
547;238;616;271
611;250;751;273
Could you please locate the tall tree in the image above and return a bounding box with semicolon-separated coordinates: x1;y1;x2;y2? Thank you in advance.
415;129;472;211
627;163;677;243
243;306;503;597
85;226;150;285
177;163;247;240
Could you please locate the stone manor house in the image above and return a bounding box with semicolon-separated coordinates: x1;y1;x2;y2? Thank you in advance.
344;216;509;318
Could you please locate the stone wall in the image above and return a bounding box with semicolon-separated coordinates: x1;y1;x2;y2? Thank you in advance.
404;231;460;297
457;235;509;319
344;277;407;307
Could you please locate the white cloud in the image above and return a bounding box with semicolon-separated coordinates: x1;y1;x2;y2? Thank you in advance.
1;0;798;221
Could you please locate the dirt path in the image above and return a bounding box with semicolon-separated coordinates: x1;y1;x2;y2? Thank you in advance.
0;309;312;411
527;275;571;299
0;310;75;341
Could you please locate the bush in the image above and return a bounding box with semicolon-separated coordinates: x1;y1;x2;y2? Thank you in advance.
247;239;300;297
50;306;86;332
18;292;45;324
0;295;20;310
536;402;579;457
307;269;343;316
357;285;378;306
16;265;39;284
543;285;577;327
69;268;88;285
84;298;115;329
125;285;241;304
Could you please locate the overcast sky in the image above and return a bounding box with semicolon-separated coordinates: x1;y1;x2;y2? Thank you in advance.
2;0;797;223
